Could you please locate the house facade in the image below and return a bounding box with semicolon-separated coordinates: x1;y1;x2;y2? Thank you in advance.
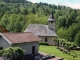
24;13;57;45
0;32;41;54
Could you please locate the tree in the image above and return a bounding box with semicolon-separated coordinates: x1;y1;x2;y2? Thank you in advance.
67;16;73;28
21;8;29;15
74;31;80;47
65;42;72;55
66;23;80;42
58;16;65;28
7;14;24;32
32;7;36;14
11;7;20;14
57;27;67;39
2;47;25;60
0;14;9;28
76;16;80;23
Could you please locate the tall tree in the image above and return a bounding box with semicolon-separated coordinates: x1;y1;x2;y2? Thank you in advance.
74;31;80;47
32;7;36;14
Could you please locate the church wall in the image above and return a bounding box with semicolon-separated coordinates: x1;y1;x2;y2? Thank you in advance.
39;36;57;45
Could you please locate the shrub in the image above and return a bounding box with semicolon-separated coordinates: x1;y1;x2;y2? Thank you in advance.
2;47;25;60
39;42;49;45
0;50;3;57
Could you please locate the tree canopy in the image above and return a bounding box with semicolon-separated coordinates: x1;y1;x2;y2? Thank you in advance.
0;0;80;46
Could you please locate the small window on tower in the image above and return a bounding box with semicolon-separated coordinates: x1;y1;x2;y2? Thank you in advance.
51;21;53;23
45;37;48;42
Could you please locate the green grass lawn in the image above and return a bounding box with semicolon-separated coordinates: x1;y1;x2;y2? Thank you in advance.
39;45;80;60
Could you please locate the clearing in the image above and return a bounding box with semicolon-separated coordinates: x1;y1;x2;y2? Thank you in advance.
39;45;80;60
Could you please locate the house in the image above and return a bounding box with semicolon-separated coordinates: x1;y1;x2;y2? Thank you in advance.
24;13;57;45
0;32;41;54
0;26;9;32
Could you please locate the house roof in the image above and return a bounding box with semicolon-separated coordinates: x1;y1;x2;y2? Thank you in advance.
0;32;41;44
2;29;9;32
48;13;55;21
24;24;57;37
0;26;3;28
0;25;9;32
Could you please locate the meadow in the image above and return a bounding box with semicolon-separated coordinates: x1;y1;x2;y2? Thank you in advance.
39;45;80;60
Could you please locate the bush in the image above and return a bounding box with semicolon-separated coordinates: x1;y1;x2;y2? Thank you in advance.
2;47;25;60
39;42;49;45
0;50;3;57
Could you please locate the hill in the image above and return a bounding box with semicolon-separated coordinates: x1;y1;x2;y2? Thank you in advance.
0;0;80;46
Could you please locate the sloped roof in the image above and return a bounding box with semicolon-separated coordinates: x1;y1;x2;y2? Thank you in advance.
0;32;41;44
48;13;55;21
0;25;9;32
24;24;57;37
2;29;9;32
0;26;3;28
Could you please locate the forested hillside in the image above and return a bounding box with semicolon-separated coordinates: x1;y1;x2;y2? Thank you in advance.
0;0;80;46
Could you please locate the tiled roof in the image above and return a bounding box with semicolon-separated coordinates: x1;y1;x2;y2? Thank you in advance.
2;29;9;32
0;25;9;32
0;26;3;28
1;32;41;44
24;24;57;37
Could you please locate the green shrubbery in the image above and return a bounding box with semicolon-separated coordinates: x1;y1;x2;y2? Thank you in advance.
39;42;49;45
0;47;25;60
54;38;77;55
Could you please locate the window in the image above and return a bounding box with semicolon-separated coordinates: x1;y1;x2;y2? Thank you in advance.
0;47;3;50
51;21;53;23
45;37;48;42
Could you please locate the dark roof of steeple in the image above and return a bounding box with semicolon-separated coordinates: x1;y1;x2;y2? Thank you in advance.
48;13;55;21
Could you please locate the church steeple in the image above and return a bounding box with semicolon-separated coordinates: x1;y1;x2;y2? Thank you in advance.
48;12;55;21
48;12;55;31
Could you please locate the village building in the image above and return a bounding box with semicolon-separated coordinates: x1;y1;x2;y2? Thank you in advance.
24;13;57;45
0;32;41;54
0;26;9;33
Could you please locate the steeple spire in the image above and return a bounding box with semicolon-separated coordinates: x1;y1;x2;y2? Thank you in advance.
48;12;55;31
48;12;55;22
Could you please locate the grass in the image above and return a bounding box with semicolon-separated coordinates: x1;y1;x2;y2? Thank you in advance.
39;45;80;60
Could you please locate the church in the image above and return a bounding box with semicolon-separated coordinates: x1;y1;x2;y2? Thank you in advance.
24;13;57;45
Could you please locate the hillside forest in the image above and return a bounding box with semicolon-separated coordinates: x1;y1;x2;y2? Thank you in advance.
0;0;80;46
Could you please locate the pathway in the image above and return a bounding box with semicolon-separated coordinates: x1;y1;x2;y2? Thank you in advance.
39;51;65;60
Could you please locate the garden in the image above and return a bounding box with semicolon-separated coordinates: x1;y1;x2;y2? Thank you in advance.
39;45;80;60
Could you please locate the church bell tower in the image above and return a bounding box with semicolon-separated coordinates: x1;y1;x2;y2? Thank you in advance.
48;13;55;31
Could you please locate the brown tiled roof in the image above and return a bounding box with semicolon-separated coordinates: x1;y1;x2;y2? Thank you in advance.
2;32;41;44
2;29;9;32
0;25;9;33
0;26;3;28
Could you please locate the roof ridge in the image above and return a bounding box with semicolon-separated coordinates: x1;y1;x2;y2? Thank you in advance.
29;24;48;26
2;32;32;34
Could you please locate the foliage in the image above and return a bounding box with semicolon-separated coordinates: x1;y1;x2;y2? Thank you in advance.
0;50;3;57
40;45;80;60
57;27;67;39
1;47;25;60
0;0;80;46
39;42;49;45
74;31;80;47
54;38;77;55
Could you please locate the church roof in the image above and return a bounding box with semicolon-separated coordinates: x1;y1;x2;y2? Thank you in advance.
48;13;55;21
24;24;57;37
